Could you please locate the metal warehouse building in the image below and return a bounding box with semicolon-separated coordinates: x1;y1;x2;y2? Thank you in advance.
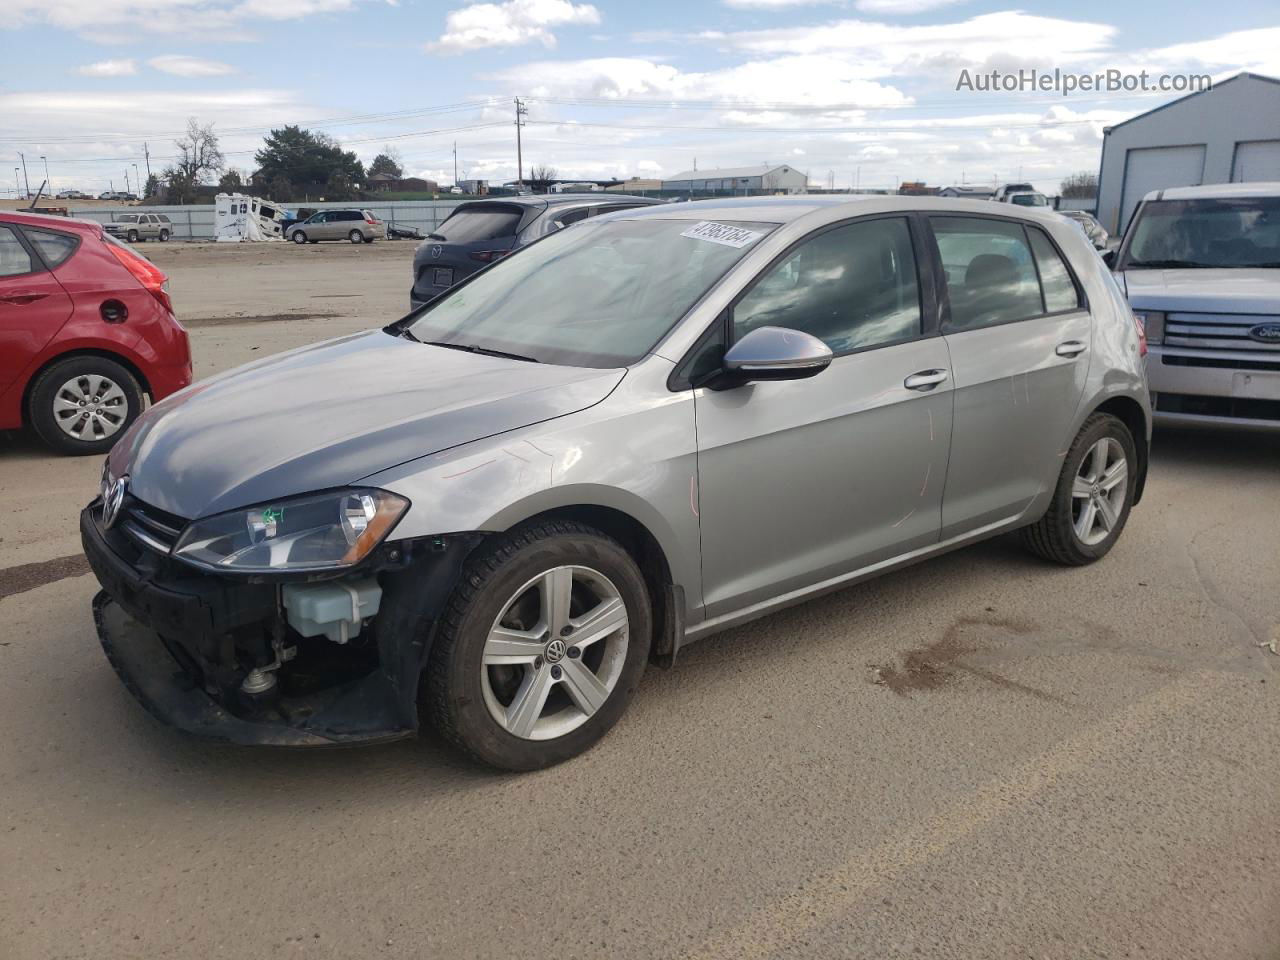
663;163;808;194
1096;72;1280;235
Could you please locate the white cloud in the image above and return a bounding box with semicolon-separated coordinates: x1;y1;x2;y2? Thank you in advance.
854;0;968;14
148;54;236;76
2;0;361;38
77;58;137;76
721;0;839;9
428;0;600;54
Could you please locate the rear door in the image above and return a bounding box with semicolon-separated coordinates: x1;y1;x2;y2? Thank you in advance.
0;224;75;396
928;214;1092;538
695;214;953;617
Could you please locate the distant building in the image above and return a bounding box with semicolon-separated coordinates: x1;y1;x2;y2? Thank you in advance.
938;185;994;199
606;178;662;193
1096;72;1280;234
367;174;439;193
458;179;489;195
662;163;807;194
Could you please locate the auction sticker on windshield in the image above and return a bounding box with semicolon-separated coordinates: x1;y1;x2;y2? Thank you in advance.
680;221;765;248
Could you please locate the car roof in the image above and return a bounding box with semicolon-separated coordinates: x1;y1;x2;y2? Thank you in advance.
1144;181;1280;202
452;194;662;211
604;193;1071;225
0;210;102;234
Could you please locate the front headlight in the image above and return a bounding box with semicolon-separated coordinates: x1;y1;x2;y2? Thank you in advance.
1132;310;1165;345
173;488;409;573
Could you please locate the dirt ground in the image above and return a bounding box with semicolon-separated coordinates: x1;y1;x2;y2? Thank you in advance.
1;241;1278;960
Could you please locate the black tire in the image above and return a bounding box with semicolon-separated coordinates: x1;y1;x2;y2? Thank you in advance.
27;355;144;456
159;229;169;242
292;231;308;244
425;520;652;771
126;229;139;243
1021;412;1137;566
348;229;364;244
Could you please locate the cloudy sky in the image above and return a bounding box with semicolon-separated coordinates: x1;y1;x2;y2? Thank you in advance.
2;0;1279;196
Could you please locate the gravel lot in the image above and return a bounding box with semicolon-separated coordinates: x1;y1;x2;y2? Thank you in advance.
2;242;1278;960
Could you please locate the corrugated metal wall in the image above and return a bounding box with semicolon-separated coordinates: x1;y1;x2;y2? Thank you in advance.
67;199;470;241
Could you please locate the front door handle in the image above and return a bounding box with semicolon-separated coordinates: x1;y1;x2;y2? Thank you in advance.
1056;340;1087;358
904;369;949;391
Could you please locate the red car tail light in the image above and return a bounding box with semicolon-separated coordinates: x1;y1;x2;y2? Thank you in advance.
469;250;508;263
105;240;173;313
365;215;379;225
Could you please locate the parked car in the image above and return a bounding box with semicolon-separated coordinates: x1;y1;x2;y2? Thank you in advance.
1111;182;1280;431
1006;191;1049;208
409;194;663;307
83;196;1149;769
1060;210;1109;250
55;190;86;200
0;211;192;454
285;209;385;244
103;213;172;243
993;182;1036;202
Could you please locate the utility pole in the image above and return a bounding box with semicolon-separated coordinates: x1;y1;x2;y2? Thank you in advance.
514;97;528;192
124;169;131;195
452;140;458;188
133;163;141;197
18;152;30;199
144;142;152;180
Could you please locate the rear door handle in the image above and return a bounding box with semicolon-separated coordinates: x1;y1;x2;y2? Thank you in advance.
904;369;949;391
1056;340;1087;358
0;293;47;305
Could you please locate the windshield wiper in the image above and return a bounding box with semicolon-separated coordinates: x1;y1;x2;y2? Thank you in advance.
421;340;539;363
1125;258;1212;269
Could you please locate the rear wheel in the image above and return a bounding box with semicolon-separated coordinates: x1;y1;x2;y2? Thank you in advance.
1021;413;1137;565
348;229;364;244
27;355;144;456
425;521;651;770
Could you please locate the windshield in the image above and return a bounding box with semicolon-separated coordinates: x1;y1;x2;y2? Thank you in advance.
1123;196;1280;269
404;217;776;367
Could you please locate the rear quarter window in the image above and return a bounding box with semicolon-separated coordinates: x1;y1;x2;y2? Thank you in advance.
25;229;79;268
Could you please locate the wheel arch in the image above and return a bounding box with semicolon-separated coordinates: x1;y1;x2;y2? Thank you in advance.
1091;394;1149;504
21;347;154;427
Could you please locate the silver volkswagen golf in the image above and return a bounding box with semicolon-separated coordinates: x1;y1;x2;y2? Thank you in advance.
83;197;1151;769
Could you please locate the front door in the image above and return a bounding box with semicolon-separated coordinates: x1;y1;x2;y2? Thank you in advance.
695;215;953;618
928;215;1092;538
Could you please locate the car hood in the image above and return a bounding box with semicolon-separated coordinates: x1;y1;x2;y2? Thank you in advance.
108;330;624;519
1120;268;1280;314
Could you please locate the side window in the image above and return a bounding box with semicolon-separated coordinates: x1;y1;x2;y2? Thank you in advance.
732;217;921;355
555;208;590;228
0;226;35;277
25;229;78;268
932;217;1044;330
1027;227;1081;312
341;211;360;221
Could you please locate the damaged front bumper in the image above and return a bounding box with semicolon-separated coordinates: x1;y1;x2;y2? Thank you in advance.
81;500;477;747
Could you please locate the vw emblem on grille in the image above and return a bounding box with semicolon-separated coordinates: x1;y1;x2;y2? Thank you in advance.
545;639;567;664
1248;322;1280;343
430;244;443;259
103;475;128;529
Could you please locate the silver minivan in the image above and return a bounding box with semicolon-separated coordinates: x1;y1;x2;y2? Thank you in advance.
286;209;385;244
84;196;1150;769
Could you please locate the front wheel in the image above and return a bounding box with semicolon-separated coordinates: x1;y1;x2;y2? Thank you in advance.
348;229;365;244
1021;413;1137;565
292;231;307;244
424;521;652;770
158;229;169;242
126;229;139;243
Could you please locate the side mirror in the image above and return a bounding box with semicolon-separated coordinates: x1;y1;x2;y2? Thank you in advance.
1101;248;1117;268
719;326;833;385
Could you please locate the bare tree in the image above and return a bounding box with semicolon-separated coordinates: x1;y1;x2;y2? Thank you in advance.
528;164;558;193
164;118;225;204
1060;171;1098;198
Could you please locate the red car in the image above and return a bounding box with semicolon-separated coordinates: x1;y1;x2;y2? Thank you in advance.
0;211;192;455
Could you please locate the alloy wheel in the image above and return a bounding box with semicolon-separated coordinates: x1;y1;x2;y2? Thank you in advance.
480;565;630;741
52;374;128;442
1071;437;1128;546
